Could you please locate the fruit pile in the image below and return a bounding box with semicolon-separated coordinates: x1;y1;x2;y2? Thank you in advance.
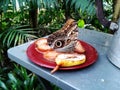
35;38;86;73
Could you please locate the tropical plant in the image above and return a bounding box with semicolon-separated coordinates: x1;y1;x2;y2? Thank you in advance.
0;0;63;90
0;25;38;48
65;0;95;19
0;64;47;90
0;0;115;90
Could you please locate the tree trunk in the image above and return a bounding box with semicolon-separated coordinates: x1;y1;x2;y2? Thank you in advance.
29;0;38;28
63;0;71;21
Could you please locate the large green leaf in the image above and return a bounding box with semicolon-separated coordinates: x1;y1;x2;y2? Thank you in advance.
8;73;17;84
0;80;8;90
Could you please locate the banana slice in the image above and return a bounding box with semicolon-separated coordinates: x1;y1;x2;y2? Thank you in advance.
51;53;86;73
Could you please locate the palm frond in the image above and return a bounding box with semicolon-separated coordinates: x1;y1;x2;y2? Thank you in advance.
0;0;10;12
0;0;58;13
41;0;58;9
0;25;38;48
66;0;95;16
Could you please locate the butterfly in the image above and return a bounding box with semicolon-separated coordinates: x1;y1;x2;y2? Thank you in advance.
47;19;78;52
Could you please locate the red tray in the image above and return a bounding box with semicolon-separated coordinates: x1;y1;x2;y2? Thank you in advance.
26;40;98;70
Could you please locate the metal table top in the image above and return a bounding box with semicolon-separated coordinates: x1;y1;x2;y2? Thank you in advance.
7;29;120;90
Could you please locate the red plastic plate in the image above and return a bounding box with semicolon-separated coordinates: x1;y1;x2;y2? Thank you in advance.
26;40;98;70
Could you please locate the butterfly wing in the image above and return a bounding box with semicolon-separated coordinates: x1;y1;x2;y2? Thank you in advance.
47;19;78;52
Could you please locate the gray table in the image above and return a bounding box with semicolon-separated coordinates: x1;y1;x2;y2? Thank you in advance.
7;29;120;90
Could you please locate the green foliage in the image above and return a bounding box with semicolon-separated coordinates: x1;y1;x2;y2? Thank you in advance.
38;8;65;35
0;80;8;90
0;67;11;90
66;0;95;16
0;0;58;12
65;0;95;22
0;25;38;48
0;65;46;90
0;0;114;90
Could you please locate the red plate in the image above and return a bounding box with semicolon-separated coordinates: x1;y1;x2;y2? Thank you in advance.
26;40;98;70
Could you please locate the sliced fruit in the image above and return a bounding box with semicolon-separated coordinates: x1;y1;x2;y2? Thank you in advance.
74;41;85;53
55;53;86;67
35;38;52;52
51;53;86;73
43;50;61;62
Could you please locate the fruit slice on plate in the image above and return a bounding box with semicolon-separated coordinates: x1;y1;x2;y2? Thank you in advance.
43;50;62;62
74;41;85;53
35;38;53;52
51;53;86;73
